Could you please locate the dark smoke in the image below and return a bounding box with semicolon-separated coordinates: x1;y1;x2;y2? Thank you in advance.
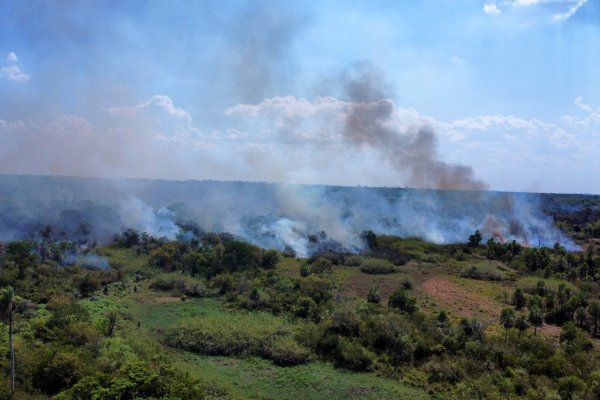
341;64;488;191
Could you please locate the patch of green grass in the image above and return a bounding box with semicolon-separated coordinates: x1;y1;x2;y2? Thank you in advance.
124;296;429;399
80;296;125;323
100;246;150;274
278;257;304;277
129;297;221;330
516;276;578;292
449;276;512;302
376;236;445;262
172;353;431;400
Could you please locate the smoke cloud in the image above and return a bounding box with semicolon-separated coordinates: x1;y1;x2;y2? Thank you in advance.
339;64;487;191
0;175;577;258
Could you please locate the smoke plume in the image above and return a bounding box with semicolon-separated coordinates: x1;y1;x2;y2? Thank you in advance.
340;64;488;191
0;175;577;258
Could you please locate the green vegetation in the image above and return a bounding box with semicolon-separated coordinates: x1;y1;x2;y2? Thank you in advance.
4;214;600;399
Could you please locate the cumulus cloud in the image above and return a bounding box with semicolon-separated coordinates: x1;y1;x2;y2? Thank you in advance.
1;51;30;82
574;97;593;112
483;3;502;15
1;87;599;192
0;65;30;82
552;0;588;20
137;95;192;121
486;0;588;22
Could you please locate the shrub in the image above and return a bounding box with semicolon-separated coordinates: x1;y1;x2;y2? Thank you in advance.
264;337;311;366
164;312;301;364
310;257;333;275
344;255;363;267
388;289;417;314
299;264;310;277
460;265;507;281
360;258;396;275
293;296;320;321
260;249;280;269
334;337;374;371
149;273;205;297
209;273;235;295
367;287;381;304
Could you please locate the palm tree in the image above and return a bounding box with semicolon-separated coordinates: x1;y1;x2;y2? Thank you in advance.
500;307;515;342
0;287;15;393
588;302;600;337
529;306;544;336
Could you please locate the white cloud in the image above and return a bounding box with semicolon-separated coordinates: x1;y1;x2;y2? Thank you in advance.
488;0;588;22
483;3;502;15
514;0;541;6
0;65;30;82
574;97;593;112
2;93;600;192
553;0;588;21
6;52;18;62
137;95;192;121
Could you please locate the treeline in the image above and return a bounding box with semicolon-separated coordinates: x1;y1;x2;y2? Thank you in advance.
0;236;212;399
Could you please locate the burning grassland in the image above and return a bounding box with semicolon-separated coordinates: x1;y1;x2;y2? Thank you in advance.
0;174;579;256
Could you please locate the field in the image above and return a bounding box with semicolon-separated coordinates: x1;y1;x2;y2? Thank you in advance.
3;227;600;399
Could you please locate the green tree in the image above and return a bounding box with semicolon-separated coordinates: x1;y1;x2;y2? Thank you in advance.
0;286;15;393
7;241;35;279
500;307;515;342
560;321;578;343
558;376;587;400
437;310;449;328
528;306;544;336
588;302;600;337
366;287;381;304
575;306;587;328
515;314;529;336
512;288;526;310
468;230;482;247
388;288;417;314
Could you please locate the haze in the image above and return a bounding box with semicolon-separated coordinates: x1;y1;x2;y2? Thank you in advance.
1;0;599;193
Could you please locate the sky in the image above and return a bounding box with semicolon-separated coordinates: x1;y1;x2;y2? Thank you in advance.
0;0;599;194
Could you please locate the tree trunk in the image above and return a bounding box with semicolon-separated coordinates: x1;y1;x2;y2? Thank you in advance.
9;301;15;393
595;315;598;337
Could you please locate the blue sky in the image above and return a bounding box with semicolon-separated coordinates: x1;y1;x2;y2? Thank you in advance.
0;0;599;193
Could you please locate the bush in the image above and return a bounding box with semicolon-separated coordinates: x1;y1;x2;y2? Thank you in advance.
260;249;280;269
388;289;417;314
360;258;396;275
367;287;381;304
149;273;205;297
264;337;311;366
164;312;303;365
344;255;363;267
310;258;333;275
460;265;507;281
334;337;374;371
209;273;236;295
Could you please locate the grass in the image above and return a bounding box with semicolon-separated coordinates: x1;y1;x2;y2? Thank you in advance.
449;276;512;303
101;246;150;274
375;236;445;263
172;353;431;400
516;276;578;292
122;293;430;399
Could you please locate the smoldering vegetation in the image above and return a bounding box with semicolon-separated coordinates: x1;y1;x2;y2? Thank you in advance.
0;174;578;256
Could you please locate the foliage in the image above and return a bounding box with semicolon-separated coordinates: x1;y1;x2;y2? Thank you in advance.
460;264;508;281
359;258;396;275
388;288;417;314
